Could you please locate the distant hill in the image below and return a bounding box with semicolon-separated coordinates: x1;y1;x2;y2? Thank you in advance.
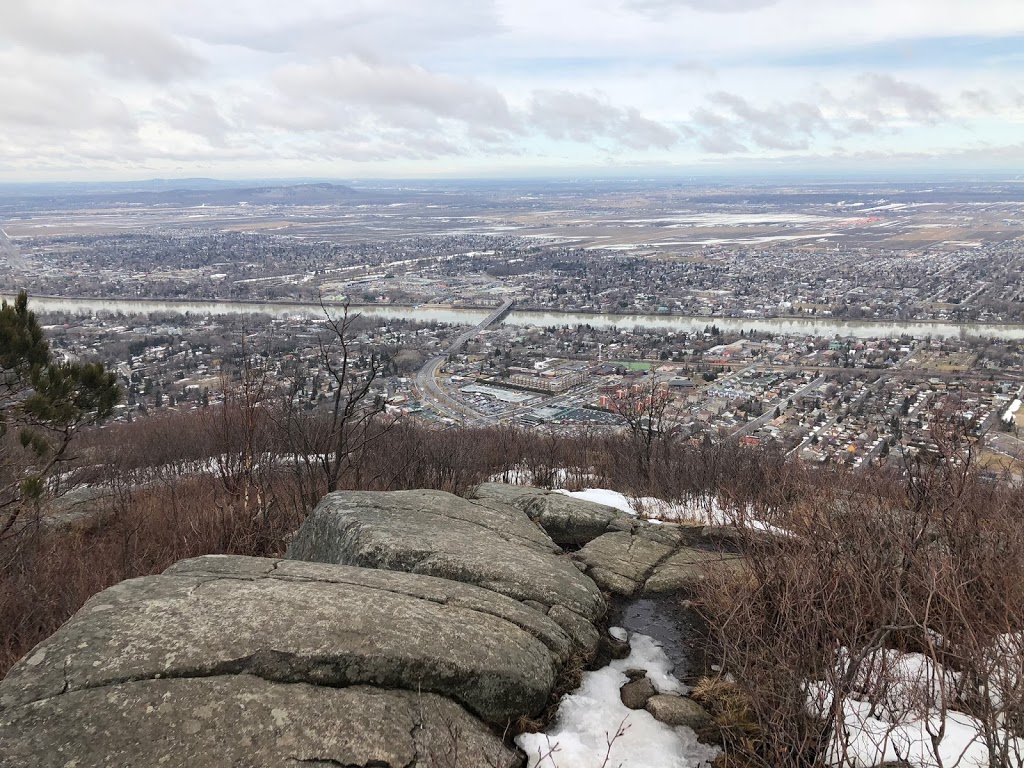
106;182;360;207
0;181;360;212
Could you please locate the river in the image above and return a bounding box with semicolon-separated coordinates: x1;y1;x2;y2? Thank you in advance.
13;295;1024;340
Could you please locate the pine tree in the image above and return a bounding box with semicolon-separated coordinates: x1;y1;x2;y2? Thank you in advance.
1;291;121;539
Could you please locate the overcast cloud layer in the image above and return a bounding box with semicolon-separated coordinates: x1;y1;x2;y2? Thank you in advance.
2;0;1024;180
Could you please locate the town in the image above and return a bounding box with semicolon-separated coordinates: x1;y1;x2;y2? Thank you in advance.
2;178;1023;481
35;298;1024;478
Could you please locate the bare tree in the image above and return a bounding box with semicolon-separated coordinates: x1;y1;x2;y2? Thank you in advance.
609;375;677;489
697;404;1024;767
203;332;274;521
276;300;395;510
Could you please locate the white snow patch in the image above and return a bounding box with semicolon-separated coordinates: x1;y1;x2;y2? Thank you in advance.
1002;398;1021;423
516;632;719;768
609;626;628;643
807;646;1024;767
555;488;790;536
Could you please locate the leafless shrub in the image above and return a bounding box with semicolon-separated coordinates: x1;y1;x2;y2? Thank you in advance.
698;409;1024;767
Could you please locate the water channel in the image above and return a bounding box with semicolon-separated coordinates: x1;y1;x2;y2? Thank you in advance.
14;295;1024;341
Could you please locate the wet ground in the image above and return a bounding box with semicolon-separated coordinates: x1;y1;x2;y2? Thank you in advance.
606;593;715;685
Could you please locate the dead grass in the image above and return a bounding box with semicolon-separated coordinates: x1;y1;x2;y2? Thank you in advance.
0;476;302;677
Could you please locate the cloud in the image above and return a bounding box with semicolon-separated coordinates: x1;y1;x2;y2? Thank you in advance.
0;50;136;135
158;93;235;147
960;88;997;114
1;0;203;82
674;60;718;78
177;0;503;60
854;73;947;123
269;55;518;132
680;74;963;157
528;91;681;150
236;61;682;161
1;0;1023;177
688;93;830;152
628;0;778;15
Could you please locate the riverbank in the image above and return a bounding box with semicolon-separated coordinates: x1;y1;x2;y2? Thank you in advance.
11;293;1024;340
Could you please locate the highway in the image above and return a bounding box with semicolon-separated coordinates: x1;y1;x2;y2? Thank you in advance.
412;299;514;423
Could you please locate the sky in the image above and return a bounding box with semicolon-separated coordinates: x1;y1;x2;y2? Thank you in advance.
3;0;1024;181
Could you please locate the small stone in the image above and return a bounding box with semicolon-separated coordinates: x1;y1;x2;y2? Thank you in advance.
645;695;712;730
623;668;647;682
608;627;628;642
619;677;657;710
592;635;630;668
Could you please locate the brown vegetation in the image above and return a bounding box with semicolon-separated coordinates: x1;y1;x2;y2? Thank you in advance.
697;408;1024;767
3;369;1022;768
0;403;797;679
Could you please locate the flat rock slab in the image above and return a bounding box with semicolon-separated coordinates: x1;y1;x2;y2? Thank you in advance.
472;483;636;547
287;490;606;641
575;528;742;596
574;531;677;595
0;675;518;768
0;555;569;724
644;547;744;594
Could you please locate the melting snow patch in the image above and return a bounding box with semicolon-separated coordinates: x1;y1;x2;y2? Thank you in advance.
1002;398;1021;423
555;487;791;537
516;632;719;768
807;646;1024;767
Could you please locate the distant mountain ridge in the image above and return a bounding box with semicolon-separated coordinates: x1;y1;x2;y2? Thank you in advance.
115;182;359;207
0;181;359;212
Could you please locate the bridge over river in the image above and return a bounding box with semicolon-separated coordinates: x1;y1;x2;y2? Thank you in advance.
413;299;515;422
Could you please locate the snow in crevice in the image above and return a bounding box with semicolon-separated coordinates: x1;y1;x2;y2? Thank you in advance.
516;629;719;768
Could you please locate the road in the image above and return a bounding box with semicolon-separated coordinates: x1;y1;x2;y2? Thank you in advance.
733;375;826;439
412;299;514;423
413;355;492;423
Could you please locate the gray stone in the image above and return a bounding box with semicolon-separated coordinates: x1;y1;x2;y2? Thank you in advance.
596;636;631;667
0;675;519;768
287;490;605;635
620;677;658;709
573;531;674;595
574;525;742;596
472;483;636;547
643;548;745;595
0;555;569;724
645;694;713;730
639;525;689;548
547;604;600;657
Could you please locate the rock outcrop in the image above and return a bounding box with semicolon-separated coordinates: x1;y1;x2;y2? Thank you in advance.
471;483;635;547
574;523;744;596
1;677;513;768
0;484;739;767
1;556;568;724
287;489;606;652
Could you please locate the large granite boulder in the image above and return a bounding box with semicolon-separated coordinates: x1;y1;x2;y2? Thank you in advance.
471;483;636;547
287;490;605;651
0;555;570;725
0;676;518;768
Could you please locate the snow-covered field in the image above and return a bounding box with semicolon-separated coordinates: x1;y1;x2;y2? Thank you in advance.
516;630;719;768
